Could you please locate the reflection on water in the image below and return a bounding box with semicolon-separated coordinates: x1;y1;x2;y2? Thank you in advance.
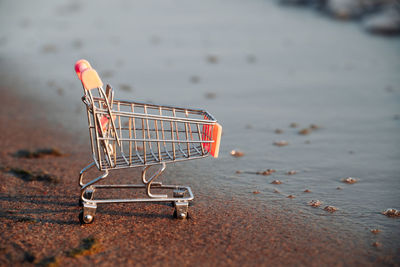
0;0;399;252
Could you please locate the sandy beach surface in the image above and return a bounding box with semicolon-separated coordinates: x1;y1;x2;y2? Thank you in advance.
1;0;400;265
0;89;395;266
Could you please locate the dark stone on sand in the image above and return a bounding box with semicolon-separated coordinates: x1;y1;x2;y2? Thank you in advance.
205;92;217;99
190;76;200;84
13;148;63;158
119;84;132;92
206;55;219;64
298;128;311;135
8;168;59;184
363;6;400;35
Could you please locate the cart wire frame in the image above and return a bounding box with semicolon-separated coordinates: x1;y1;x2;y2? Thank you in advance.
76;60;221;223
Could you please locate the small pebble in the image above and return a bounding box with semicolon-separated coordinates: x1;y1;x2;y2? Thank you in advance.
290;122;299;128
206;55;218;64
190;76;200;84
370;229;381;234
274;128;283;134
271;180;282;185
298;128;311;135
256;169;276;176
304;189;311;193
119;84;132;92
287;195;295;199
382;208;400;217
246;54;256;63
253;191;260;194
205;92;217;99
235;170;242;174
273;140;289;147
308;200;322;207
336;187;342;190
342;177;358;184
230;150;244;157
287;170;297;175
324;206;338;213
42;44;57;53
310;124;320;129
273;189;280;194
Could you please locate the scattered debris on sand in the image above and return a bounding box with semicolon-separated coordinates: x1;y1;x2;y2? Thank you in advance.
7;167;59;184
37;256;62;267
287;195;295;199
42;44;57;53
370;229;381;234
206;55;219;64
190;76;200;84
230;150;244;157
205;92;217;99
246;54;257;63
304;189;311;193
310;124;320;129
256;169;276;176
17;217;37;224
14;148;64;158
324;206;338;213
273;140;289;147
271;180;282;185
119;84;132;92
308;200;322;207
382;208;400;217
287;170;297;175
342;177;358;184
298;128;311;135
68;237;102;258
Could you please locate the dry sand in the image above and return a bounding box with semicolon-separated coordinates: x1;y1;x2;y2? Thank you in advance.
0;90;397;266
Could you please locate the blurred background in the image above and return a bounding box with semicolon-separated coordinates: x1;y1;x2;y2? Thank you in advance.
0;0;399;251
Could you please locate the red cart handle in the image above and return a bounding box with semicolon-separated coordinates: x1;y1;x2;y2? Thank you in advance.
74;59;103;90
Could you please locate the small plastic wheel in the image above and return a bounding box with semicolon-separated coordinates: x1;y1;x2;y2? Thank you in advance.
79;210;94;224
173;209;188;220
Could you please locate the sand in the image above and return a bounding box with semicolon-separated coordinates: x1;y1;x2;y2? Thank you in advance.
1;89;397;267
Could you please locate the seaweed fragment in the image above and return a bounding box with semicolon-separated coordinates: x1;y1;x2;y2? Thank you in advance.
67;236;102;258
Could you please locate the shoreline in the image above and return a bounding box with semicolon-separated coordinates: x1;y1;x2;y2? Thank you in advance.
0;88;397;266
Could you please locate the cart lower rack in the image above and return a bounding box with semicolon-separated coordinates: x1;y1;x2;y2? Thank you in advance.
75;60;222;224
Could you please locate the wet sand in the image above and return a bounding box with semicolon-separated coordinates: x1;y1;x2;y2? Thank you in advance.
1;90;398;266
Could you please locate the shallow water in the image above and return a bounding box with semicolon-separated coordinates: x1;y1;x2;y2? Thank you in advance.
1;0;399;252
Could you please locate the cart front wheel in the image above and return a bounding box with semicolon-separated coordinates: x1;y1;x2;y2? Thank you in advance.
79;210;94;224
173;209;188;219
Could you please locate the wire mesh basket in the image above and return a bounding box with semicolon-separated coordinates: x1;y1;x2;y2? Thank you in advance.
75;59;222;223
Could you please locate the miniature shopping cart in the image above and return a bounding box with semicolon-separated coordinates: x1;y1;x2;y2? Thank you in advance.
75;60;222;224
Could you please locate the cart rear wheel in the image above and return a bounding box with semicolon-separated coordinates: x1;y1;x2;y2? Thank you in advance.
79;210;94;224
